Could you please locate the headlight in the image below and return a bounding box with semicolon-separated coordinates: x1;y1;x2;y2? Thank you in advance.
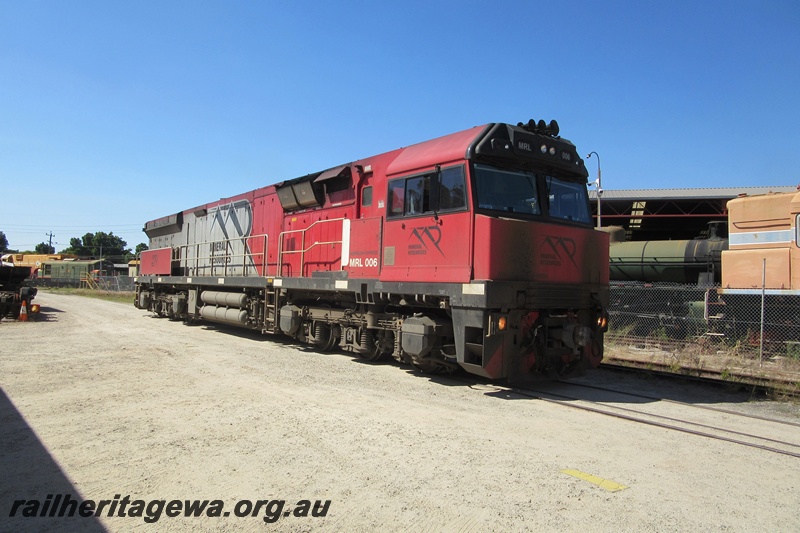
488;313;509;336
596;310;609;332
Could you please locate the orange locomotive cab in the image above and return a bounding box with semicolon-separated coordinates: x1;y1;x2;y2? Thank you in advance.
135;119;609;381
712;190;800;342
722;191;800;292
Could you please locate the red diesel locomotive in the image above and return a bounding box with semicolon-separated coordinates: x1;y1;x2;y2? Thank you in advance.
134;120;609;380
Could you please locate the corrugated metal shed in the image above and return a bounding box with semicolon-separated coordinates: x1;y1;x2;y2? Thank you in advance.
589;186;797;200
587;185;798;241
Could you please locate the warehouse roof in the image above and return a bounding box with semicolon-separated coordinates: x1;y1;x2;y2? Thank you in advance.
588;186;798;200
588;185;799;241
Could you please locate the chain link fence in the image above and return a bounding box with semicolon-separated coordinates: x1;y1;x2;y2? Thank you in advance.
608;282;800;360
30;275;135;292
27;274;800;361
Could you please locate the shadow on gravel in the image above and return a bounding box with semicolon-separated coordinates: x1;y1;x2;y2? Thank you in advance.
203;323;296;344
31;306;63;323
133;316;766;406
492;368;764;406
0;306;63;323
415;366;766;407
0;389;108;533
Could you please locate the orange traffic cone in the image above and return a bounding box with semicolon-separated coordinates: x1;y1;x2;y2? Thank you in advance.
19;300;28;322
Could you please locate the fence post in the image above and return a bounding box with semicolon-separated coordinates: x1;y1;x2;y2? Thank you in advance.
760;258;765;366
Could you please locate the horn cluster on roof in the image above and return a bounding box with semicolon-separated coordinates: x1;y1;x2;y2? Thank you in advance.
517;118;560;138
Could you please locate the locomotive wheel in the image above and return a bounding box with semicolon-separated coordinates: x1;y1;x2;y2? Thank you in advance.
356;329;383;361
584;337;604;368
323;325;340;351
311;322;328;348
359;329;395;362
312;322;339;352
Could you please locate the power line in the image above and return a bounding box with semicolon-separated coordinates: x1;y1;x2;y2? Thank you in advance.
0;223;142;229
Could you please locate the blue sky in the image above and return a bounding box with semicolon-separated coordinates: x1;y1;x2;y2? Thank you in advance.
1;0;798;252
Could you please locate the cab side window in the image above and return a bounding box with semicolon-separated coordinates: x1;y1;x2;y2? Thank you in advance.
388;181;405;217
438;166;467;211
386;165;466;218
405;176;429;215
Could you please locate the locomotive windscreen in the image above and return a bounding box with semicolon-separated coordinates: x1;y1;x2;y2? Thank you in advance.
473;163;591;224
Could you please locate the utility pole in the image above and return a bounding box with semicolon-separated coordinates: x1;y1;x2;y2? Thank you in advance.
46;232;55;253
586;152;602;229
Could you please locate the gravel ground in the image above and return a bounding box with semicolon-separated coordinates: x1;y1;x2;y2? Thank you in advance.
1;292;799;532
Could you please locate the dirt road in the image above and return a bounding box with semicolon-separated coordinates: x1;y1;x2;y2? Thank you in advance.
1;292;799;531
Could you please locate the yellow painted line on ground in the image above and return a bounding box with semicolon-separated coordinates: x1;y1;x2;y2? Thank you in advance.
561;469;629;492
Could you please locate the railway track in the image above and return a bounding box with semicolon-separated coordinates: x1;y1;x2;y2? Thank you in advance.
601;357;800;397
447;374;800;459
560;379;800;428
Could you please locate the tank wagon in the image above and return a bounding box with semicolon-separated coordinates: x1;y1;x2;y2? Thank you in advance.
609;222;728;285
134;120;609;380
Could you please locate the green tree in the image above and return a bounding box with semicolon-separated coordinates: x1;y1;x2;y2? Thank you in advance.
0;231;8;252
34;242;56;254
124;243;149;262
60;232;130;260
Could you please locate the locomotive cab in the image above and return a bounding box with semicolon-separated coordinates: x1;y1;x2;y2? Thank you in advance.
462;122;608;379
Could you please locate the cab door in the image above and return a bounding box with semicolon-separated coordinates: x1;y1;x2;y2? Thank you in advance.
344;171;383;278
380;165;472;283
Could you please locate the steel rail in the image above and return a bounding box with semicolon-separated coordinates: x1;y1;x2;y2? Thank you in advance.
445;375;800;459
521;385;800;450
557;380;800;428
513;385;800;459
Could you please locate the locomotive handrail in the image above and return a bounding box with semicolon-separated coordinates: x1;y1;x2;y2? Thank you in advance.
277;218;346;278
174;234;269;278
